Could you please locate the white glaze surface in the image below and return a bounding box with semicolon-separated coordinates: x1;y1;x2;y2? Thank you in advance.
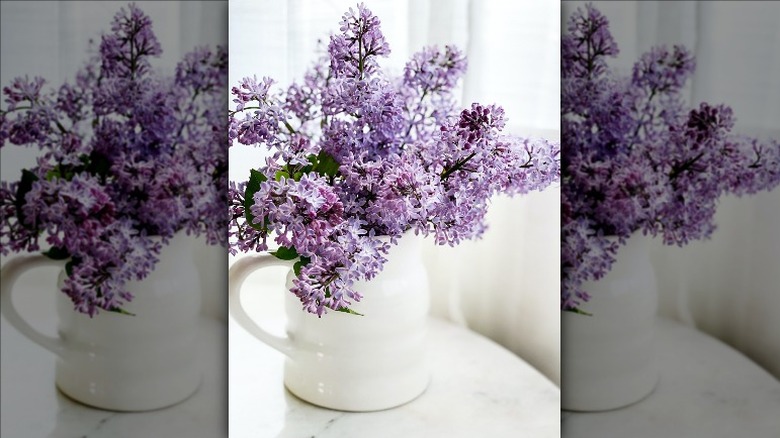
562;235;659;411
1;315;226;437
1;233;209;412
230;235;432;412
562;317;780;437
0;258;226;438
230;265;560;438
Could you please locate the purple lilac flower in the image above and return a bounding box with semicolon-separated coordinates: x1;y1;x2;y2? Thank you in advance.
100;3;162;79
404;45;467;94
561;4;780;312
0;4;228;316
229;3;560;316
328;3;390;79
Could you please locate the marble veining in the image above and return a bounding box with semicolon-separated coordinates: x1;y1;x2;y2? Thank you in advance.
311;415;347;437
80;413;117;438
230;316;561;438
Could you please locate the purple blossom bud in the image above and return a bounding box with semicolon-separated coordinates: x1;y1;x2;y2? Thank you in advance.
229;3;560;315
561;4;780;311
1;4;227;315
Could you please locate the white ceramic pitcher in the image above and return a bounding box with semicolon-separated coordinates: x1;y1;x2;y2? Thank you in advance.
0;232;202;411
229;234;431;412
561;234;659;411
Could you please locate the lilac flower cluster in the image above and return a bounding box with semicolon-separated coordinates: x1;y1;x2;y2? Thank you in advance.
0;4;228;316
230;3;560;316
561;4;780;311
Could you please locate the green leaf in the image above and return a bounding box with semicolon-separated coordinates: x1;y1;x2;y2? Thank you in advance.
65;260;75;277
86;150;111;178
565;307;593;316
14;169;39;227
45;168;60;181
43;246;70;260
274;170;289;181
108;306;136;316
293;256;311;276
336;307;364;316
52;165;78;181
313;151;340;178
244;169;267;230
271;246;299;260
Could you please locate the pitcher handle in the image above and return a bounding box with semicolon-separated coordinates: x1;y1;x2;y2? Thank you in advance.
0;254;66;356
229;254;295;357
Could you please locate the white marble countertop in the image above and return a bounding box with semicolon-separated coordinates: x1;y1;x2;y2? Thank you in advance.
228;255;560;437
1;315;227;438
562;317;780;438
2;260;559;438
229;316;560;438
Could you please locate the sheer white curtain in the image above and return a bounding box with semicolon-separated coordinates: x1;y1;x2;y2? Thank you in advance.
563;1;780;378
229;0;561;384
0;1;229;321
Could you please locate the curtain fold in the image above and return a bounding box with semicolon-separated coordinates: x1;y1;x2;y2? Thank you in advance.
566;1;780;378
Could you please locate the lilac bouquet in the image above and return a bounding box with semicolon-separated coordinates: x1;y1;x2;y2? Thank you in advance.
0;4;228;316
561;4;780;311
229;4;560;316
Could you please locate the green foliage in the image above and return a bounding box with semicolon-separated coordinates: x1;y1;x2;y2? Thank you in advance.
272;150;340;183
65;260;75;277
312;150;340;179
336;307;364;316
108;306;136;316
244;169;267;231
85;150;112;178
271;246;299;260
566;307;593;316
293;256;311;276
43;246;70;260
